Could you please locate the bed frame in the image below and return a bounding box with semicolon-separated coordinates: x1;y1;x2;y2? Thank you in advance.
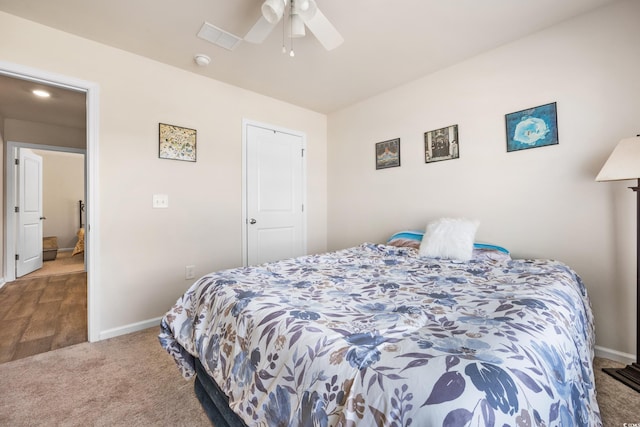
194;359;246;427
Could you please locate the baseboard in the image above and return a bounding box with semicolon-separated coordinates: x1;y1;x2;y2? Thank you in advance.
595;345;636;365
98;316;162;341
0;278;5;290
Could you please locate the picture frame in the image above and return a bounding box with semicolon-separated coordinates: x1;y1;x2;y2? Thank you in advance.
425;124;459;163
505;102;558;152
375;138;401;170
159;123;197;162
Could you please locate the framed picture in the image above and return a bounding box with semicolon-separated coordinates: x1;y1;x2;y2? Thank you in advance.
159;123;197;162
505;102;558;152
425;124;459;163
375;138;401;169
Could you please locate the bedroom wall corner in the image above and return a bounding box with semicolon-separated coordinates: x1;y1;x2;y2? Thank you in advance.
326;0;640;358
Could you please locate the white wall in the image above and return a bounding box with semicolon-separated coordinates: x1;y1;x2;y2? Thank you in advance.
0;11;327;335
327;0;640;358
4;119;85;149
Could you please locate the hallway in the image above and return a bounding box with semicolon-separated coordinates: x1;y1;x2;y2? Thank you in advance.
0;270;87;363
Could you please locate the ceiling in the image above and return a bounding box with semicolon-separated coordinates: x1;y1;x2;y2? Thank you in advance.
0;0;618;128
0;74;86;129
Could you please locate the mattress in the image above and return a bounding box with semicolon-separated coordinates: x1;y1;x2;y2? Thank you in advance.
160;242;601;426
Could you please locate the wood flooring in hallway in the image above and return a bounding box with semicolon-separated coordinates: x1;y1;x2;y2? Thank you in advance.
0;271;87;363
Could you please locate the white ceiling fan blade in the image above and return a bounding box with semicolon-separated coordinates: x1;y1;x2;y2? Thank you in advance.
244;16;277;44
303;8;343;50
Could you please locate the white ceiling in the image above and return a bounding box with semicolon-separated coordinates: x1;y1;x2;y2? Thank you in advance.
0;0;618;128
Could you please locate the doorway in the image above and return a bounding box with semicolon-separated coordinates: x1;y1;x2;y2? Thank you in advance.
24;148;85;280
0;61;100;343
6;144;86;279
242;119;307;266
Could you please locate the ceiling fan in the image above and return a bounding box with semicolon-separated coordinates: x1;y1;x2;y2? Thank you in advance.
245;0;344;52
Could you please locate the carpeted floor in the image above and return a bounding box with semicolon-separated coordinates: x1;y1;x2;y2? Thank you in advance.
0;327;210;427
593;357;640;425
18;250;85;280
0;327;638;426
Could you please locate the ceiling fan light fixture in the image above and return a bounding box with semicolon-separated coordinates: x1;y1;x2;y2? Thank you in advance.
298;0;318;20
262;0;286;24
289;13;305;38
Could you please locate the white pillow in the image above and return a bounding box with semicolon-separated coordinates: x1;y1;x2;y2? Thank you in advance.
419;218;479;261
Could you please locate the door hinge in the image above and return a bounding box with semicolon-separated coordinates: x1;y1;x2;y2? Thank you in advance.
15;254;19;261
14;206;19;213
301;148;305;157
302;204;304;212
14;158;19;165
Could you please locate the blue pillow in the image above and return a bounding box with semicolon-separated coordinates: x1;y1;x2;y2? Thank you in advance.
387;230;509;254
387;231;424;242
473;243;510;254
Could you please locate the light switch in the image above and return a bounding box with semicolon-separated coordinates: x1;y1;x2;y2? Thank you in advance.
152;194;169;208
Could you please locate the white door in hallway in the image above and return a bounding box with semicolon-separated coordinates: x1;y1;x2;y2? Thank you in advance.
16;148;44;277
245;123;306;265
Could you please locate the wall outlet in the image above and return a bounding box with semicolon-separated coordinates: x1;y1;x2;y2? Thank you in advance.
185;265;195;280
153;194;169;208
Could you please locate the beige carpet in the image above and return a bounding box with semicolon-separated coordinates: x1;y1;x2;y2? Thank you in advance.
593;357;640;425
0;327;210;427
0;327;638;426
18;250;85;280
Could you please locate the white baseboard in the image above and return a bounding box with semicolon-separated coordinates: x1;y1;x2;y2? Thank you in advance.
0;278;5;290
595;345;636;365
98;316;162;341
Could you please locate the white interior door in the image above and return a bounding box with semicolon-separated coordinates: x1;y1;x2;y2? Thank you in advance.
246;124;305;265
16;148;44;277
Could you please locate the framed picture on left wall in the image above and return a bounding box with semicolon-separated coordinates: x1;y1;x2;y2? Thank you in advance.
375;138;401;169
159;123;197;162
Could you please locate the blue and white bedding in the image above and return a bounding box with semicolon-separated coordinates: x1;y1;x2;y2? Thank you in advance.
159;243;601;426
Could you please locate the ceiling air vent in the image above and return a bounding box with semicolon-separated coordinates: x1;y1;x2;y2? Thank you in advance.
197;22;242;51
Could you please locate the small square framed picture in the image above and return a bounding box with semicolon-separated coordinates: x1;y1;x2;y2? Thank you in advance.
425;125;459;163
505;102;558;152
159;123;197;162
375;138;401;170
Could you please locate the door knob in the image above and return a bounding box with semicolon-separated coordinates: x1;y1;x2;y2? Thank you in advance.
249;218;257;224
40;216;47;220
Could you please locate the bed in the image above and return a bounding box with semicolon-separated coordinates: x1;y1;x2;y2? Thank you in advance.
159;221;601;426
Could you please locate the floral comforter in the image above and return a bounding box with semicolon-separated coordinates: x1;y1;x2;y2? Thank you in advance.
159;243;601;426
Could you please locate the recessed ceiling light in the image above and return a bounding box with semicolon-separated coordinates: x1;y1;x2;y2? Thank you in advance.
32;89;51;98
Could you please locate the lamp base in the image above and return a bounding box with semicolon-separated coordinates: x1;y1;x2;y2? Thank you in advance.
603;363;640;393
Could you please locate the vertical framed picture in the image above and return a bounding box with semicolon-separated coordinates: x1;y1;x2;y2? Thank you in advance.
425;124;459;163
375;138;401;169
505;102;558;152
159;123;197;162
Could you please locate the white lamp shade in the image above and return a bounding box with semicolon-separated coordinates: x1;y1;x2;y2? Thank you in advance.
298;0;318;21
262;0;285;24
289;13;306;38
596;136;640;182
